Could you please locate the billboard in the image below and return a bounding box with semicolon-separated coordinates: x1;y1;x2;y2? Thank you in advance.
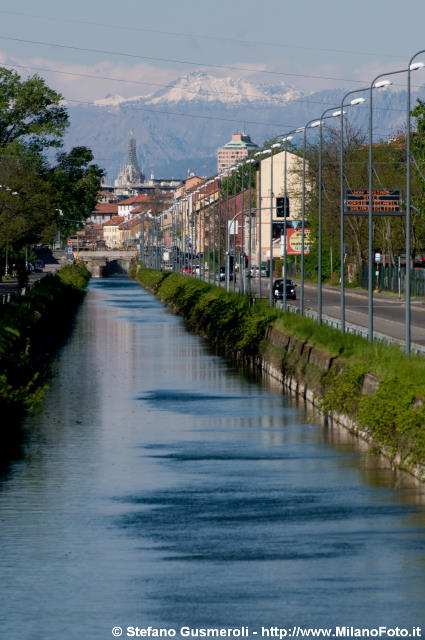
344;189;403;215
286;228;311;255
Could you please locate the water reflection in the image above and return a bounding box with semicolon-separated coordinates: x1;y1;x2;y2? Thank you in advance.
0;275;425;639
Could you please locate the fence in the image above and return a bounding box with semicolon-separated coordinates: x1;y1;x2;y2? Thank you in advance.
360;264;425;297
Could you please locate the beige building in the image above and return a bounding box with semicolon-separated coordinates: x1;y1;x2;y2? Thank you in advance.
119;217;143;247
103;216;125;248
217;133;259;173
255;149;305;264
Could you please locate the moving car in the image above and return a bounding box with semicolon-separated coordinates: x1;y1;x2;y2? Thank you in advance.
217;266;235;282
273;278;297;301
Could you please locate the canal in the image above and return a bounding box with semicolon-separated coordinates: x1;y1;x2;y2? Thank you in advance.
1;275;425;638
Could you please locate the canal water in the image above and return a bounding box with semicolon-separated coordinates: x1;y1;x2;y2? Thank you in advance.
1;275;425;639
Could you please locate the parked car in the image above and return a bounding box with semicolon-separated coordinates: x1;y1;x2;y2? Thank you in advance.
249;265;259;277
273;278;297;301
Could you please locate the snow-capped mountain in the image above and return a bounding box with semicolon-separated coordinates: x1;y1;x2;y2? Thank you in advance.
92;72;303;108
65;71;411;181
143;71;302;105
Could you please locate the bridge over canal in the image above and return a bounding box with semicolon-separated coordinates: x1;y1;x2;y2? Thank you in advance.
76;249;139;277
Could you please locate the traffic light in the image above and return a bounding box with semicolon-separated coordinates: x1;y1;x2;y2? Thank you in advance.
276;197;289;218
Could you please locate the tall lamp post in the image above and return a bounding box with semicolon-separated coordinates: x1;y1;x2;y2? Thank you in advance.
368;69;413;342
338;89;369;332
268;143;281;306
406;52;425;353
300;120;324;316
281;134;293;312
226;166;237;293
254;151;264;298
314;108;346;325
246;158;255;296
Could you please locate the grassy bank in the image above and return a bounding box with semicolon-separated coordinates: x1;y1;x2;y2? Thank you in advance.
132;264;425;477
0;263;90;433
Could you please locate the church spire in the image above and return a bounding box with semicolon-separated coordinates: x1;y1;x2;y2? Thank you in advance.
115;130;145;189
126;130;141;173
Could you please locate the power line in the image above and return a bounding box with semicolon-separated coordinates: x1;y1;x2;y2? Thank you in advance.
0;9;403;60
64;96;309;128
0;61;341;107
0;34;373;85
0;61;410;116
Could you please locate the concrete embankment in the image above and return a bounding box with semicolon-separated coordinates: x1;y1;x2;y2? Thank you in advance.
131;264;425;483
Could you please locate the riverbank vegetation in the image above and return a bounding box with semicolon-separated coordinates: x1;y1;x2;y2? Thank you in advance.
0;264;90;434
132;264;425;477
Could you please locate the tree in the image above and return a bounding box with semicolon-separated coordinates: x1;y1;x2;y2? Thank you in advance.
0;68;104;268
299;123;412;280
0;68;68;152
0;144;56;251
49;147;104;237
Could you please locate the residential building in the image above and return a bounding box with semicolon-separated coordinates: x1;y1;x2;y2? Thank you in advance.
256;149;304;264
217;133;259;173
119;217;143;248
88;202;118;225
103;216;125;248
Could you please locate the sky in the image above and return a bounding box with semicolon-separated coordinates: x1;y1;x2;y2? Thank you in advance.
1;0;425;104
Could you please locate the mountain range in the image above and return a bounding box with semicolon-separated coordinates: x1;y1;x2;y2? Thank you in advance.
64;71;412;182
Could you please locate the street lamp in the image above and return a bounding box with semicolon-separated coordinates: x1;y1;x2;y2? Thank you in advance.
338;88;370;332
300;119;322;316
281;134;294;312
268;142;282;306
254;150;265;298
246;158;255;296
314;108;346;325
406;51;425;354
367;69;413;343
226;166;238;292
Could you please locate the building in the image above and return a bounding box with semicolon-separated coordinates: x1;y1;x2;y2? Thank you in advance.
103;216;125;248
114;131;145;194
109;131;181;197
217;133;259;173
119;217;143;248
88;202;119;225
255;149;305;264
117;194;154;219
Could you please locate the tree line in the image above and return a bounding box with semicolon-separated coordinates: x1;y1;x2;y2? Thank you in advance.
0;67;103;279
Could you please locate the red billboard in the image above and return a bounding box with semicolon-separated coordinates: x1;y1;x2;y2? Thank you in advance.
286;228;311;255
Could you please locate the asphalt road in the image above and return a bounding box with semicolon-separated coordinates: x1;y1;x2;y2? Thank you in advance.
214;274;425;348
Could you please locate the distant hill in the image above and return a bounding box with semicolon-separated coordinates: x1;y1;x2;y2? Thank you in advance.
64;71;413;181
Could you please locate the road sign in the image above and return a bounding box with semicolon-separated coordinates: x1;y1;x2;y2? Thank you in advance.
375;252;382;263
344;189;403;216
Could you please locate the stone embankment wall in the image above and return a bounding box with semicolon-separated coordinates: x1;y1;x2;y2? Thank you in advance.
256;326;425;483
131;265;425;483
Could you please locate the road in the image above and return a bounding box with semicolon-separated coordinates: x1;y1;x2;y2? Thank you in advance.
210;273;425;348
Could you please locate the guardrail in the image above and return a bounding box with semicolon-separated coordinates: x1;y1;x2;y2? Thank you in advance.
0;274;49;307
277;301;425;357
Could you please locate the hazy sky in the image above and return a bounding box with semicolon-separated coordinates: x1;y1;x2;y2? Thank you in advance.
0;0;425;102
